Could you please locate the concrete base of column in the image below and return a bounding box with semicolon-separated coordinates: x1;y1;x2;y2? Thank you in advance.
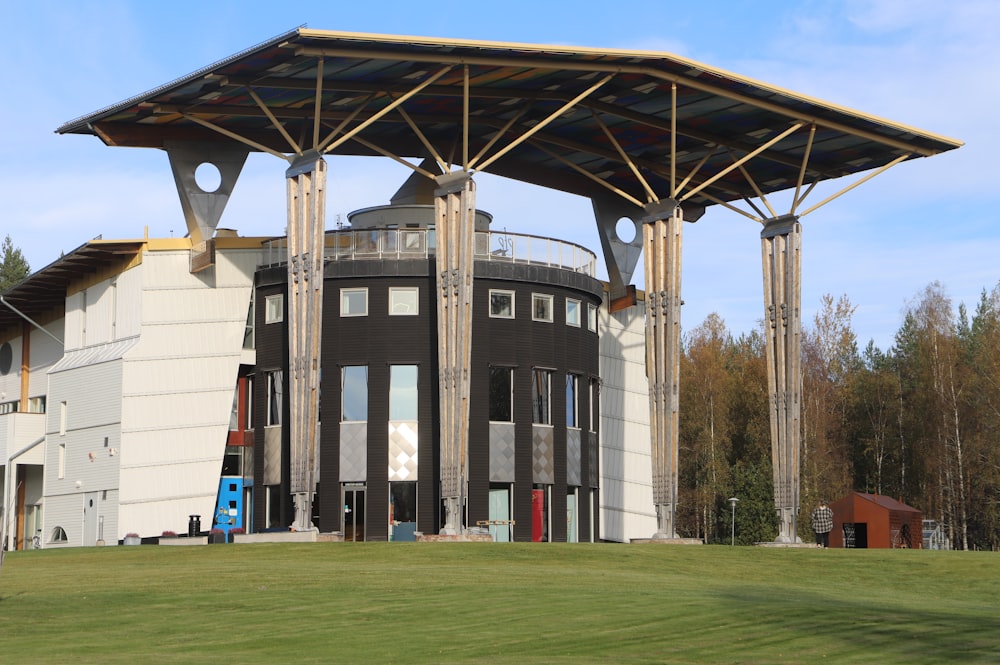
440;496;462;535
773;507;800;543
651;503;676;540
291;492;317;532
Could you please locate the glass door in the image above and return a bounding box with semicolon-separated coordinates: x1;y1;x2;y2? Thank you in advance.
342;484;366;542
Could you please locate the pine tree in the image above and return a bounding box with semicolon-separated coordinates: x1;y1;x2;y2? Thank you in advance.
0;235;30;292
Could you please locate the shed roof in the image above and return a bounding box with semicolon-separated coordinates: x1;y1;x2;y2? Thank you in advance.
56;28;961;213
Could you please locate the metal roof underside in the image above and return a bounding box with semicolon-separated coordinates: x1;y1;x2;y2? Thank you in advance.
57;28;961;212
0;241;143;333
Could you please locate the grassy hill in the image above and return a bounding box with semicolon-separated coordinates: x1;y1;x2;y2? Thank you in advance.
1;542;997;663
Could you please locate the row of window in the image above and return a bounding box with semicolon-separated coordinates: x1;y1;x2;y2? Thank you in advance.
265;288;419;324
491;367;598;430
263;365;598;431
489;290;598;331
264;288;598;331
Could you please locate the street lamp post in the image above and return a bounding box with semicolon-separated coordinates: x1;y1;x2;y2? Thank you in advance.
728;497;739;546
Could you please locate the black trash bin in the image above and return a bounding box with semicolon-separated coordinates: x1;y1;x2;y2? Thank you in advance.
188;515;201;537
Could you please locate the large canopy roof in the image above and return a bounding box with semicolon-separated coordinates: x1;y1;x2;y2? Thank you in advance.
57;28;960;214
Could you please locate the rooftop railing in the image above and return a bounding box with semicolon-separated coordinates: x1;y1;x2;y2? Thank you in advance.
261;228;596;276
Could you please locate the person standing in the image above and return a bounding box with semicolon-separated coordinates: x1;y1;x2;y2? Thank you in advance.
811;500;834;548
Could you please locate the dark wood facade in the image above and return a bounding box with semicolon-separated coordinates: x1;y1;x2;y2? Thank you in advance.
252;254;602;541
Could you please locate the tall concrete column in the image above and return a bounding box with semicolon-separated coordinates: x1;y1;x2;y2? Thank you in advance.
642;199;683;539
286;150;327;532
435;171;476;534
761;214;802;543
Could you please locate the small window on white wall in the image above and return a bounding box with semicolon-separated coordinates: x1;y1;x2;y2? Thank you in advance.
58;443;66;479
389;287;419;315
341;288;368;317
566;299;581;327
265;294;284;324
59;401;67;436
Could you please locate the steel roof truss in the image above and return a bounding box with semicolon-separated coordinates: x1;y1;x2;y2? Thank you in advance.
474;73;614;172
679;122;804;203
246;86;303;156
591;109;659;203
531;141;644;207
321;64;454;155
798;152;910;218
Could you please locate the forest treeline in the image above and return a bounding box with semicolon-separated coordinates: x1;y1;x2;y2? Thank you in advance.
676;281;1000;550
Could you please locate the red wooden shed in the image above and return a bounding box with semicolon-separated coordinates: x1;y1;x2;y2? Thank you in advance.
829;493;923;549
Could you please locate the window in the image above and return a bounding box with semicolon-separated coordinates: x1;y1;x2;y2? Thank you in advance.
58;443;66;479
532;294;553;322
389;287;419;315
341;288;368;317
266;370;283;426
342;366;368;422
566;374;579;428
531;369;552;425
489;290;515;319
243;293;255;349
59;401;67;436
389;365;418;421
588;303;598;332
265;294;283;324
589;378;599;432
566;299;581;327
50;526;68;543
489;367;513;422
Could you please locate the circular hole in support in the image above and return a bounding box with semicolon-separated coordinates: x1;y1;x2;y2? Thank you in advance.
615;216;638;244
194;162;222;194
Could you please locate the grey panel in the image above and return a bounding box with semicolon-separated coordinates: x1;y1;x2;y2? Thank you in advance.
340;422;368;482
532;426;554;485
263;426;282;486
567;428;581;486
490;423;516;483
388;420;419;481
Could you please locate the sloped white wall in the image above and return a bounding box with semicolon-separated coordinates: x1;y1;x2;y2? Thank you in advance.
117;248;259;538
598;299;656;543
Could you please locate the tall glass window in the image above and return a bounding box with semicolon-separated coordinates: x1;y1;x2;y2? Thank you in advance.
266;370;283;426
342;366;368;422
566;374;579;428
531;369;552;425
588;303;598;332
489;366;513;422
390;365;419;421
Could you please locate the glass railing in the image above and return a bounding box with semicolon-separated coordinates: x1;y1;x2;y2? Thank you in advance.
261;228;596;276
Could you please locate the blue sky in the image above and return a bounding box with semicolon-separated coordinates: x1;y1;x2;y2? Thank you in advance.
1;0;995;350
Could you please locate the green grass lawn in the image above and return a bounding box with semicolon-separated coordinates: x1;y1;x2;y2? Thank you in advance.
1;543;997;664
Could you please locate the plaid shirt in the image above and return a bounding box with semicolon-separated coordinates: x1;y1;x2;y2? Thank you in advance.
811;505;834;533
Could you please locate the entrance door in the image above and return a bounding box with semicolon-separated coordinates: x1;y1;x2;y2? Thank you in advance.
390;481;417;542
83;492;99;546
489;485;511;542
343;484;366;542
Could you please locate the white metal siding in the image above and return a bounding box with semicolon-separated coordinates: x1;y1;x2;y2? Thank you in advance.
116;248;259;538
598;299;656;543
64;291;83;351
0;336;22;401
28;320;64;399
115;265;142;339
